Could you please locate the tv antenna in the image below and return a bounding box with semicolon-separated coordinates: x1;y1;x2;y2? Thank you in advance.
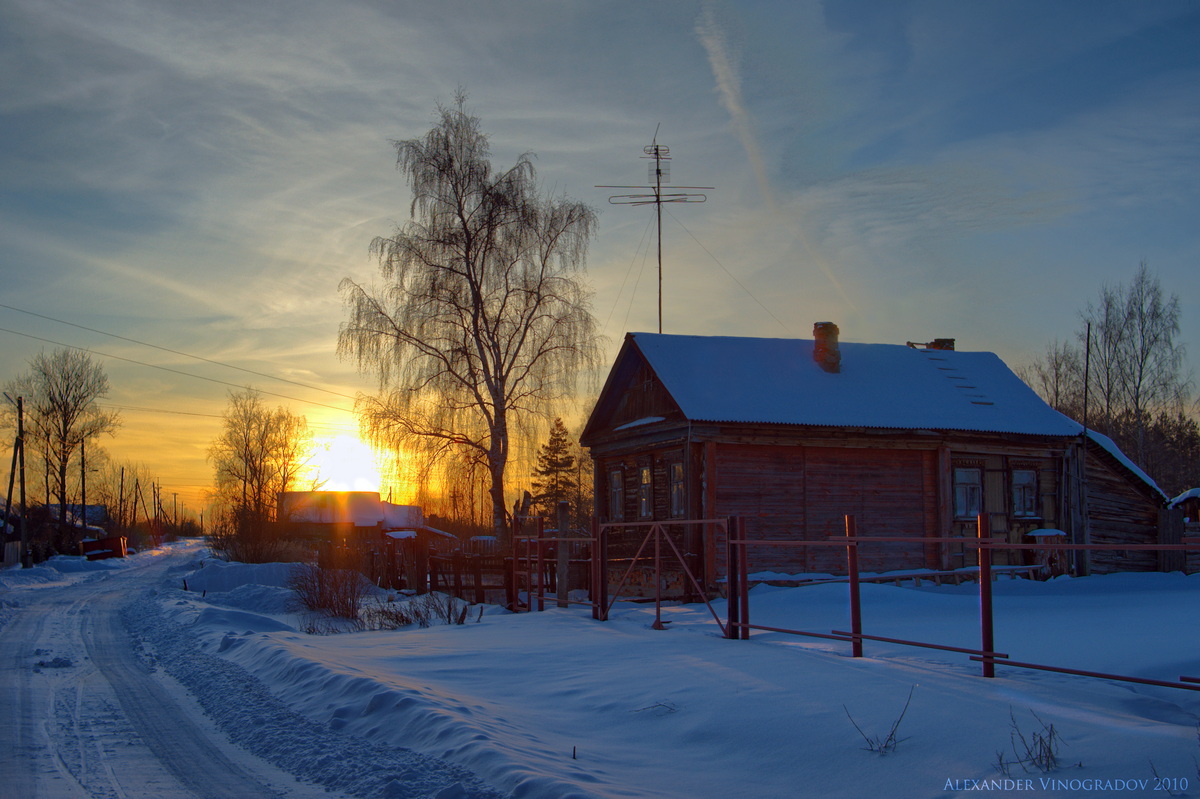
597;127;713;334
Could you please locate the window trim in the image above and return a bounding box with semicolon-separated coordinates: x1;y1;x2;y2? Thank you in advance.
953;466;983;520
607;468;624;522
668;461;685;518
1011;467;1039;519
637;465;653;519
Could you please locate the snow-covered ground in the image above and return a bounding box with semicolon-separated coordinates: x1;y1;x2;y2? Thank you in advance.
5;541;1200;798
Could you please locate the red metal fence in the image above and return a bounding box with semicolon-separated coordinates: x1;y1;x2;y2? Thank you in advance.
591;518;729;632
510;517;729;632
507;511;1200;694
726;514;1200;692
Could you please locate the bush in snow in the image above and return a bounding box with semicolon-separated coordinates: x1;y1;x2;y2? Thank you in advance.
357;593;474;630
843;685;914;755
288;563;370;619
995;709;1072;774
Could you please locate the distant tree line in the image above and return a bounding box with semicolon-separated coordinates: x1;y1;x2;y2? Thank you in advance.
1;347;196;562
206;388;311;562
1020;263;1198;497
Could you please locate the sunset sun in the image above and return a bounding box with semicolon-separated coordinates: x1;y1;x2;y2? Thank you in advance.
304;435;383;493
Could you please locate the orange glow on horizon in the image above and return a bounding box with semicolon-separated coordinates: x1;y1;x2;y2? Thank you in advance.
302;434;384;493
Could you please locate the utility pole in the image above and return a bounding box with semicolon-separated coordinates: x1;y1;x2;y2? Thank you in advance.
598;129;712;334
4;395;28;566
80;437;86;532
18;397;27;567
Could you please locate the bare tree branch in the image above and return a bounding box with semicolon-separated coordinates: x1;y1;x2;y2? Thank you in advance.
339;93;601;535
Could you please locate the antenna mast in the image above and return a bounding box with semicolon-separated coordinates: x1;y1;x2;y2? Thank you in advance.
598;128;712;334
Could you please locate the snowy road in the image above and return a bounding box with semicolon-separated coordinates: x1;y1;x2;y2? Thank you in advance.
0;549;337;799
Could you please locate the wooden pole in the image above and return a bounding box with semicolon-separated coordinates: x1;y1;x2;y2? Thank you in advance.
556;500;570;608
725;516;739;639
17;397;28;567
846;515;863;658
736;517;749;640
978;514;996;678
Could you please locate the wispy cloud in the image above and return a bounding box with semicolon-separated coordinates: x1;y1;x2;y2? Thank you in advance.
694;2;774;211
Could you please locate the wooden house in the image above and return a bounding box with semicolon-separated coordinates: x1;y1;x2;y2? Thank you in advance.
1170;488;1200;526
580;327;1168;585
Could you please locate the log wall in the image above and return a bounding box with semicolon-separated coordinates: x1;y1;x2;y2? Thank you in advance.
1085;448;1162;574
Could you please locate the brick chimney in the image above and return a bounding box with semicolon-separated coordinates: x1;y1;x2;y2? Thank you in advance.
813;322;841;373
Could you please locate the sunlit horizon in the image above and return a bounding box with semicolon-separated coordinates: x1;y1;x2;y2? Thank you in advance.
301;434;384;494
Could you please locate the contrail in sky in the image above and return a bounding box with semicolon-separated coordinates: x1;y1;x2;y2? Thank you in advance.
694;2;858;320
695;2;776;211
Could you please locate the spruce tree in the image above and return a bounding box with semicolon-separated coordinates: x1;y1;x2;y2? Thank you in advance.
531;418;578;520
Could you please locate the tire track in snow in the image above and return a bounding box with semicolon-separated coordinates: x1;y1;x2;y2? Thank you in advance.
85;590;285;798
122;587;507;799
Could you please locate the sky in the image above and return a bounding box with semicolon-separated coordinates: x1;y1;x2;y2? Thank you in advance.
1;0;1198;510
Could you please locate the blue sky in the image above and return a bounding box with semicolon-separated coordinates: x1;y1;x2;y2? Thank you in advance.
1;0;1197;505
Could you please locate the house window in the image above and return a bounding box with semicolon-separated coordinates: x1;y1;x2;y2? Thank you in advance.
1012;469;1038;518
669;461;685;518
607;469;624;521
954;467;982;519
638;465;653;519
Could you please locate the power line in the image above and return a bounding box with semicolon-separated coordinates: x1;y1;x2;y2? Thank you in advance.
603;213;656;339
0;302;361;403
663;207;794;336
100;404;223;418
0;326;356;416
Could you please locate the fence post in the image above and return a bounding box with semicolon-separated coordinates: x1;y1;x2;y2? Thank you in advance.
507;516;519;612
725;517;740;639
736;517;750;640
472;555;484;605
536;516;546;612
845;514;863;658
450;553;463;599
978;514;995;678
556;501;570;608
599;521;610;620
590;517;603;620
652;524;665;630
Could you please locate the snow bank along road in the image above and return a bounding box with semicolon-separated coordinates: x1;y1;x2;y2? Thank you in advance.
0;544;498;799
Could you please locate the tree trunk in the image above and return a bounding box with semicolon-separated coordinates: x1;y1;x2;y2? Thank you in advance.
58;446;68;532
489;408;509;544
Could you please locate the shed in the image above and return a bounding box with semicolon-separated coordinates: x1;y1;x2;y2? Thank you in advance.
580;328;1168;585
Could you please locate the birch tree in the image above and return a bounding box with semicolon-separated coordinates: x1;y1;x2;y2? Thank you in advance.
1023;263;1193;480
1114;263;1187;463
3;348;119;519
339;94;600;537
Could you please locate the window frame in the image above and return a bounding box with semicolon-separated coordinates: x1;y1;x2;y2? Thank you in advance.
607;468;624;522
668;461;685;518
637;465;653;519
1011;468;1039;518
953;466;983;520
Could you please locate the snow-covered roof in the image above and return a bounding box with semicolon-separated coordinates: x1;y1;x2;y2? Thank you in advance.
382;503;423;528
278;491;423;528
1170;487;1200;508
384;530;417;540
1084;430;1167;500
628;333;1081;436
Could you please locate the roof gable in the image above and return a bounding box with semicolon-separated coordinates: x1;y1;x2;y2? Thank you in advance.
581;336;683;443
588;332;1081;438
